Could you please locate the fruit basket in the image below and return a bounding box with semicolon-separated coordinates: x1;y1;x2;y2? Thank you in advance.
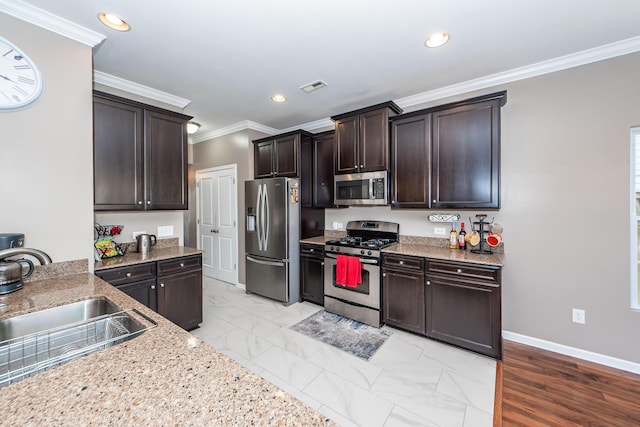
95;224;124;238
94;237;127;259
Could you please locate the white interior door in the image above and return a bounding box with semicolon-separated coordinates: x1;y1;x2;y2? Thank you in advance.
196;165;238;284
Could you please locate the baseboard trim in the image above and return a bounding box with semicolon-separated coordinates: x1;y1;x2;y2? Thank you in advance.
503;331;640;375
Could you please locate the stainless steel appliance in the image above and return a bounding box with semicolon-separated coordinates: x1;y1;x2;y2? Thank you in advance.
0;247;52;295
334;170;388;206
245;177;300;305
324;220;399;327
136;233;157;255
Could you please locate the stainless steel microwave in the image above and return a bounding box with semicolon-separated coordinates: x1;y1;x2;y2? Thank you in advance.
334;171;389;206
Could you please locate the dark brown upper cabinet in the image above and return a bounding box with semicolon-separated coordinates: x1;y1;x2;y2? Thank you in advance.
312;130;337;208
331;101;403;174
431;92;505;209
253;130;311;178
93;91;191;211
390;113;431;208
389;91;506;210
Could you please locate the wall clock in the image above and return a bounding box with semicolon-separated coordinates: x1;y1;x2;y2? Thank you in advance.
0;36;43;111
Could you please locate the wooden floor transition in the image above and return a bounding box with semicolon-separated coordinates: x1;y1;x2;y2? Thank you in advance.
494;340;640;426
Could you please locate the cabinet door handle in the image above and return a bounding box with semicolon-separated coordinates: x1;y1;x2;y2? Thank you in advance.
147;200;151;205
138;201;143;205
399;260;404;265
360;164;364;168
426;280;431;286
321;262;324;266
382;272;386;277
432;199;437;204
160;283;165;288
456;268;463;274
125;272;132;277
309;248;314;252
180;262;185;268
151;285;156;290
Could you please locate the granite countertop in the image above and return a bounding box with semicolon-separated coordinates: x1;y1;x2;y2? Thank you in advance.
0;274;332;426
299;236;332;246
95;245;204;271
300;235;504;267
383;243;504;267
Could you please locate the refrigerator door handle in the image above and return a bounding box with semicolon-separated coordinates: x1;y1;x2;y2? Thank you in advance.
263;184;269;251
246;256;285;267
256;184;263;251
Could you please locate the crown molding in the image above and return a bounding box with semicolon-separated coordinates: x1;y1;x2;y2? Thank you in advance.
0;0;105;47
396;35;640;109
93;71;191;109
280;118;335;134
190;120;279;144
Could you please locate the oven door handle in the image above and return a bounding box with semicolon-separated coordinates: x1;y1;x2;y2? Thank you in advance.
325;253;379;265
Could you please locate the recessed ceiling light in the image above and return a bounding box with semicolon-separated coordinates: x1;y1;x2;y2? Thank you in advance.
425;32;450;48
98;13;130;31
271;94;287;103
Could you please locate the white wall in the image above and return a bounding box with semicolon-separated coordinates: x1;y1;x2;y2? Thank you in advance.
94;211;184;244
328;52;640;364
0;14;94;266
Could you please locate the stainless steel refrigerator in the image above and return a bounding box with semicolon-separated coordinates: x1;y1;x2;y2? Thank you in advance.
245;177;300;305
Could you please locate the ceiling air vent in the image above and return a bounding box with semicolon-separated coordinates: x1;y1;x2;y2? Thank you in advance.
299;80;328;94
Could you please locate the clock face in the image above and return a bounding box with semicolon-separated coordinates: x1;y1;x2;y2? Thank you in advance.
0;37;43;111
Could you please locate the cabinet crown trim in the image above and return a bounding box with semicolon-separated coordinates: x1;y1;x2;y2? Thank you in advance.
331;100;403;121
391;91;506;122
93;90;193;121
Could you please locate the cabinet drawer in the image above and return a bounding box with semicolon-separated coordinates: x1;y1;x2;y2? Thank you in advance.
382;254;424;271
426;260;501;283
158;255;202;276
301;244;324;258
96;262;156;286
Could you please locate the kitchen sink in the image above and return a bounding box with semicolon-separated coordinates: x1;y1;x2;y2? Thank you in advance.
0;298;155;387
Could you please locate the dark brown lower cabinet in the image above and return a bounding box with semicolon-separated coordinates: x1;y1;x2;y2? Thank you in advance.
381;254;502;359
300;244;324;305
382;254;426;334
116;279;157;312
157;269;202;330
96;254;202;331
426;273;502;359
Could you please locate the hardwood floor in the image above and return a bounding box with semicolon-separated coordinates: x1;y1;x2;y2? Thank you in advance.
495;340;640;426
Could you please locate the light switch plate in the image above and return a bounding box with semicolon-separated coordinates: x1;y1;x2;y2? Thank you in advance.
157;225;173;237
434;227;446;236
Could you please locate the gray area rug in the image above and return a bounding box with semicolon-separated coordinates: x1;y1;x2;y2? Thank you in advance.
290;310;392;360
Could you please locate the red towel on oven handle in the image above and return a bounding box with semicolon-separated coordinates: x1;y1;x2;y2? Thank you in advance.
336;254;361;288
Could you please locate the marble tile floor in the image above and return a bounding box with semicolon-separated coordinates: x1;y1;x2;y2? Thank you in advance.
190;277;496;427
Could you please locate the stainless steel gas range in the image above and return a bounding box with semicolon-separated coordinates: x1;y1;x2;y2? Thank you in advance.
323;220;399;327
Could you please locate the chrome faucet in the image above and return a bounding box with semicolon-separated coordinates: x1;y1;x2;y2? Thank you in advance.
0;248;53;265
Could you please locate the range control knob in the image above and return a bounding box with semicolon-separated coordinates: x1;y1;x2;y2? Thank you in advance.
367;250;372;256
336;247;340;252
329;246;334;251
360;249;365;255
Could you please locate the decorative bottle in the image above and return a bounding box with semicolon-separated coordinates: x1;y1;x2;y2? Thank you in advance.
458;222;467;250
449;222;458;249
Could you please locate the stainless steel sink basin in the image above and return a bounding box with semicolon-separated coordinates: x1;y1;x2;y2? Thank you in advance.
0;298;155;387
0;298;120;341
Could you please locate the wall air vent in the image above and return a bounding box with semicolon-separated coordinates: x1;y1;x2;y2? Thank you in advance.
299;80;328;93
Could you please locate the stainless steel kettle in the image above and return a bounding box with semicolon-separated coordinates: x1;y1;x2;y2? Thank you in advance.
0;258;34;294
136;234;157;255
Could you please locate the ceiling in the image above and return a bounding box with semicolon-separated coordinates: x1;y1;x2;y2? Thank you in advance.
7;0;640;140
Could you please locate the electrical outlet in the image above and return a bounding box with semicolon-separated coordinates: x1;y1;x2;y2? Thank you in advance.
157;225;174;237
572;308;586;324
434;227;446;236
132;231;147;240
